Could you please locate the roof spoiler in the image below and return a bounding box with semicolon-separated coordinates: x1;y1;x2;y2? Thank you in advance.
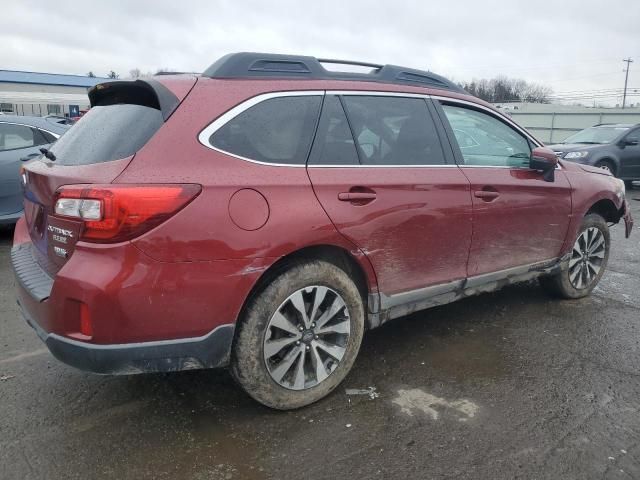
202;52;465;93
88;79;179;121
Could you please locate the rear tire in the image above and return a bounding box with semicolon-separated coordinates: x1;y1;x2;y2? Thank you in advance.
231;260;365;410
540;213;610;299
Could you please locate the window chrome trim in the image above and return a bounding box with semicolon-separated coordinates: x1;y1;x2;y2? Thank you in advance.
197;89;546;168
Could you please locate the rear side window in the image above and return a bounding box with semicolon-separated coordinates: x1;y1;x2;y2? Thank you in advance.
308;96;359;165
209;96;322;165
49;104;163;166
0;123;48;151
341;96;446;166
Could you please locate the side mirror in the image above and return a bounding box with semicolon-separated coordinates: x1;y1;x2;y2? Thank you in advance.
530;147;558;182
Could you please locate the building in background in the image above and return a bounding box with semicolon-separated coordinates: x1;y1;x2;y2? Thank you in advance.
494;102;640;143
0;70;108;118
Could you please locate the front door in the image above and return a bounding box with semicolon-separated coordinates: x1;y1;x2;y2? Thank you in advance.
307;94;473;297
435;101;572;276
618;127;640;180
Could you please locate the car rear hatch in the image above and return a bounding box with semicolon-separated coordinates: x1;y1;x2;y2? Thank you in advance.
22;77;196;276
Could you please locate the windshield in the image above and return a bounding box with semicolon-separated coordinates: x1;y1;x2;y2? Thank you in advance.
563;126;629;145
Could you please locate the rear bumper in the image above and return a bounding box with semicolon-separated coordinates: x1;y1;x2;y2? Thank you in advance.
18;300;234;374
10;239;266;375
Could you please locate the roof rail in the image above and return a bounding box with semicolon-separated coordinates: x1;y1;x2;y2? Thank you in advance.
202;52;465;93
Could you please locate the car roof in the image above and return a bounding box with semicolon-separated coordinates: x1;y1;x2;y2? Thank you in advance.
0;114;70;134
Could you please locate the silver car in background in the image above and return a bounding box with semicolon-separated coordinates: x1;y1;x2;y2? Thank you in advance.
0;115;69;225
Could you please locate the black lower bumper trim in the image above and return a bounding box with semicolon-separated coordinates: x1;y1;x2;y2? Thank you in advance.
20;302;235;375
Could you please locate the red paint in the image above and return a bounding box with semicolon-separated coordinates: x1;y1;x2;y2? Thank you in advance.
15;75;631;348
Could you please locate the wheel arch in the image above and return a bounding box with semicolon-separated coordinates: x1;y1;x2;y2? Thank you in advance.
586;198;622;223
235;244;378;336
593;156;620;176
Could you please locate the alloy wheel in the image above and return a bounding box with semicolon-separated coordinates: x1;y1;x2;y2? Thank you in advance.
569;227;606;289
263;286;351;390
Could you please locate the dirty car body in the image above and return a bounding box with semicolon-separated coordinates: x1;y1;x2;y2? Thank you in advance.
11;53;633;408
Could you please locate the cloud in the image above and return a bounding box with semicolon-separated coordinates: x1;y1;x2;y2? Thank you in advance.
2;0;638;100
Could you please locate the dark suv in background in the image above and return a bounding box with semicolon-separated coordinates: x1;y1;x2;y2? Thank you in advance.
548;123;640;187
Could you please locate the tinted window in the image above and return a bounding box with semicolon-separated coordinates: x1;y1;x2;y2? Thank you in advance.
49;104;163;166
308;96;359;165
341;96;446;166
442;104;531;167
0;123;36;151
210;96;322;165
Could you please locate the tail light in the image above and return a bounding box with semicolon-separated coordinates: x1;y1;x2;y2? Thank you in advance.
53;184;201;243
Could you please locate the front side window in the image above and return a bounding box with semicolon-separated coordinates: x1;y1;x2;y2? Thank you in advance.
210;96;322;165
341;96;446;166
441;104;531;167
0;123;38;151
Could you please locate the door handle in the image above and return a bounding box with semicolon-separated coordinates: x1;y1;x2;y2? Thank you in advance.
338;192;377;201
474;190;500;201
20;153;40;161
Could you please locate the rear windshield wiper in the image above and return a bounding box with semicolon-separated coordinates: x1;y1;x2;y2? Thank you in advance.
39;148;56;161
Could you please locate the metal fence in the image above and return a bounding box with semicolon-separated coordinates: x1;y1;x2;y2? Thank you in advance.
508;111;640;144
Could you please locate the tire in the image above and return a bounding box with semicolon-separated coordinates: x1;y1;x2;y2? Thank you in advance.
540;213;610;299
594;159;616;176
230;260;365;410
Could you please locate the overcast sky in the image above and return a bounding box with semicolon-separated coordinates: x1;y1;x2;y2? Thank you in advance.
3;0;639;104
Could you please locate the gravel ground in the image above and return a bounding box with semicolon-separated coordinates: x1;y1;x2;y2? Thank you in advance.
1;191;639;480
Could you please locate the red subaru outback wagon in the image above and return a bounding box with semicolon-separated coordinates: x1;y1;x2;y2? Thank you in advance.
12;53;633;409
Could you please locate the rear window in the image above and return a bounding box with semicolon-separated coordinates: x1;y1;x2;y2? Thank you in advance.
209;96;322;165
49;104;163;165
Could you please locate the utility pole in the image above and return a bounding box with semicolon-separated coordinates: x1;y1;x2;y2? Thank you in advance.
622;58;633;109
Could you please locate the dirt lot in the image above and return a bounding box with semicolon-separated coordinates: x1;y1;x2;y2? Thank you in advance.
1;192;639;480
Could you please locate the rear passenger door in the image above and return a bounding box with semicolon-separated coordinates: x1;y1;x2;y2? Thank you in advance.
307;94;473;297
434;100;572;276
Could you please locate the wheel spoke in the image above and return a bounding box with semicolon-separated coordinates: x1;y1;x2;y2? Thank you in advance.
570;263;583;288
289;290;310;328
313;339;346;361
293;348;306;389
589;233;604;253
270;345;303;383
310;344;329;384
264;336;299;358
316;319;350;335
308;286;328;325
269;311;301;336
315;296;346;329
569;256;582;268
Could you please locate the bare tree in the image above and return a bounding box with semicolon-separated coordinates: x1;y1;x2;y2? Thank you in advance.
86;71;96;78
129;68;142;79
106;70;119;79
460;76;552;103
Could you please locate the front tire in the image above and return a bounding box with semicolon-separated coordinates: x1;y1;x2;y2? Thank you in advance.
231;260;365;410
594;159;616;176
540;213;610;299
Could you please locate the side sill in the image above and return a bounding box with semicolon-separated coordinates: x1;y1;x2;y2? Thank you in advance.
368;256;567;329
